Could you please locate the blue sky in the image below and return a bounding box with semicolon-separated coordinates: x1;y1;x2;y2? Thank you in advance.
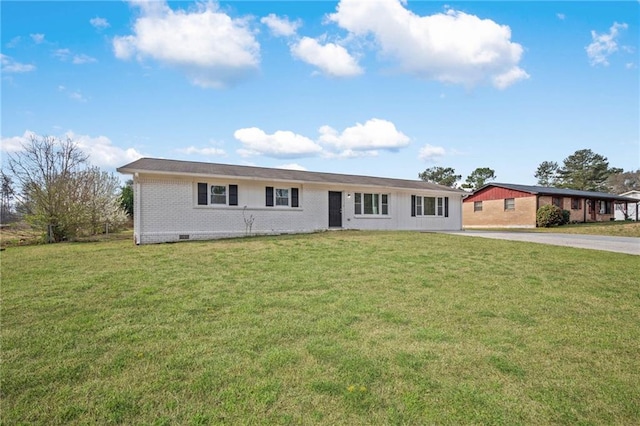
2;0;638;185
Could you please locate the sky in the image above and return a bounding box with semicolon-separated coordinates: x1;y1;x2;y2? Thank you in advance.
1;0;638;186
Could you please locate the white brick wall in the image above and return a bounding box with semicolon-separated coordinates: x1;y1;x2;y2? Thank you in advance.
134;176;463;244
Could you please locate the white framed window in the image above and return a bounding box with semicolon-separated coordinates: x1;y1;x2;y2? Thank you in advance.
424;197;436;215
275;188;289;206
354;193;362;215
354;192;389;215
265;186;299;208
211;185;227;205
197;183;238;206
504;198;515;211
412;196;447;217
474;201;483;212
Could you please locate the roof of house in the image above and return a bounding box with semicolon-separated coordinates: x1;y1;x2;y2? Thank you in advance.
472;182;639;202
620;190;640;198
117;158;465;194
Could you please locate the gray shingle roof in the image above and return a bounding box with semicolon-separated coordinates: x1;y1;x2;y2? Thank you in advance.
117;158;465;193
475;182;638;202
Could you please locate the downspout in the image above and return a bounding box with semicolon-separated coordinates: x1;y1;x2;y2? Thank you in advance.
583;199;587;223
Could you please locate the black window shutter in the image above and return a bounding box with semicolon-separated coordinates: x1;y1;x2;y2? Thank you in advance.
411;195;416;217
266;186;274;207
291;188;299;207
229;185;238;206
444;197;449;217
197;183;208;205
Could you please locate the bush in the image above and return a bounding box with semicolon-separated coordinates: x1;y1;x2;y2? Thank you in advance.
537;204;564;227
561;209;571;225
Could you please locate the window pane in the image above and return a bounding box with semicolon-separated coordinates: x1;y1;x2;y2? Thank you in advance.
364;193;374;214
381;194;388;215
424;197;436;215
505;198;515;210
437;197;443;216
416;196;422;215
474;201;483;212
571;198;580;210
372;194;379;214
276;188;289;206
211;185;226;204
355;193;362;215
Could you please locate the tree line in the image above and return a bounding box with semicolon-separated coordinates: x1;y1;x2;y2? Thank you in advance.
1;135;132;242
419;148;639;194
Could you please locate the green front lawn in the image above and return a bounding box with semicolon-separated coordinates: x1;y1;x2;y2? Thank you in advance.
2;231;638;424
470;221;640;238
532;221;640;237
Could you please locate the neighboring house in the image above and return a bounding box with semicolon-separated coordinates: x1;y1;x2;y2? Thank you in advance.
615;190;640;221
117;158;466;244
462;183;639;228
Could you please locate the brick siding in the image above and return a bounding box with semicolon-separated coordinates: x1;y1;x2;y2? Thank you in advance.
133;176;463;244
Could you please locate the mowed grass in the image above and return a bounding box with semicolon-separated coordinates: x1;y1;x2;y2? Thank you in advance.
532;221;640;237
1;231;638;425
470;221;640;238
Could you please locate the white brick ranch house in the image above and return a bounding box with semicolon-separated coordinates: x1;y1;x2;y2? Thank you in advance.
117;158;466;244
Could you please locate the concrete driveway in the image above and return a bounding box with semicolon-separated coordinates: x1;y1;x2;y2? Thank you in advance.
446;231;640;255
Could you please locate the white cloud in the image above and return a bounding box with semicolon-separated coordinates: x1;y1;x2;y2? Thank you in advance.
276;163;307;171
113;1;260;88
556;13;566;21
492;67;530;90
234;127;323;158
329;0;529;89
178;146;226;156
66;131;144;168
54;49;97;64
1;130;143;169
90;17;110;30
30;33;45;44
73;54;98;65
232;118;410;159
324;149;380;159
0;131;36;153
261;14;301;37
54;48;71;60
318;118;410;155
6;36;22;48
291;36;363;77
586;22;628;66
418;144;446;162
1;54;36;73
69;91;87;102
58;86;88;102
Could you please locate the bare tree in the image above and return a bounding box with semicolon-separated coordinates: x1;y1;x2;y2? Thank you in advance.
7;135;88;241
1;170;16;223
607;169;640;194
76;167;128;234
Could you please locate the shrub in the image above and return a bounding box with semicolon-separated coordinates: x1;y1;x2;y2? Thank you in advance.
537;204;564;227
561;209;571;225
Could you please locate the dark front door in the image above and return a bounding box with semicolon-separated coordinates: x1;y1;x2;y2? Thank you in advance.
328;191;342;228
